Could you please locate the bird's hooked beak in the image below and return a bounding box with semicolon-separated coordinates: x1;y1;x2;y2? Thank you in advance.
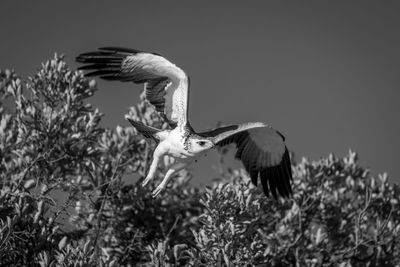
209;139;216;147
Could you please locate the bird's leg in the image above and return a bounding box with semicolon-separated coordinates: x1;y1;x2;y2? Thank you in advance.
152;161;189;197
142;145;164;187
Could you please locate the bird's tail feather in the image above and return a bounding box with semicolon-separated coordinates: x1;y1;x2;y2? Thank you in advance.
126;117;161;141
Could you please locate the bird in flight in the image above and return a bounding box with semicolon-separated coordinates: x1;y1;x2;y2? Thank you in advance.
76;47;293;198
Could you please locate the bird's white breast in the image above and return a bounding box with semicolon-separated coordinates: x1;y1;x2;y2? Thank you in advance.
162;127;193;159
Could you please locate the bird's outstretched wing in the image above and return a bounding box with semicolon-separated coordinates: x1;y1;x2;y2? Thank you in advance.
76;47;189;127
198;123;292;198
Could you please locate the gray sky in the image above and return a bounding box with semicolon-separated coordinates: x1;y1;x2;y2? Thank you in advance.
1;1;400;183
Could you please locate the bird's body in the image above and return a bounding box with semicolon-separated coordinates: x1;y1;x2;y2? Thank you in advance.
155;125;202;159
76;47;293;198
133;122;214;195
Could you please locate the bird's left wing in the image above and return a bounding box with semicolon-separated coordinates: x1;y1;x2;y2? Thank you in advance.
198;123;293;198
76;47;189;127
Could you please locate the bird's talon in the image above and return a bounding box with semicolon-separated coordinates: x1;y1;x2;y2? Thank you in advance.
152;186;164;197
142;177;151;187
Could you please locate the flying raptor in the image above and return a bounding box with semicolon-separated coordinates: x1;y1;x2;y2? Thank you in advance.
76;47;293;198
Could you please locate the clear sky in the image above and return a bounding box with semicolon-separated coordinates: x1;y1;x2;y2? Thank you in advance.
1;1;400;183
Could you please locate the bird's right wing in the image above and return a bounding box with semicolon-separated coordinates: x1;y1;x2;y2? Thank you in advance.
76;47;189;128
198;123;292;199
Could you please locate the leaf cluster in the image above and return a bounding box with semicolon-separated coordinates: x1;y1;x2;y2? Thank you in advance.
0;57;399;266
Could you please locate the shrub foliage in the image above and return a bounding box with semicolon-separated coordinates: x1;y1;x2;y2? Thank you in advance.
0;56;399;266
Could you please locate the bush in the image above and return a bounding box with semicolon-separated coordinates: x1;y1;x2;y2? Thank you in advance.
0;56;399;266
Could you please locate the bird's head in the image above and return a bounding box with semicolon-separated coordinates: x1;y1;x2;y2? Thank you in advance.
187;138;214;154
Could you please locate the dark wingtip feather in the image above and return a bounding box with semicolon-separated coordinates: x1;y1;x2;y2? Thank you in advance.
279;164;292;197
272;167;286;198
284;148;293;181
282;149;293;195
275;148;293;198
84;70;119;77
249;168;259;186
100;47;164;57
99;47;143;54
266;168;278;199
78;63;121;71
75;55;87;63
274;166;290;198
256;148;293;199
260;170;270;198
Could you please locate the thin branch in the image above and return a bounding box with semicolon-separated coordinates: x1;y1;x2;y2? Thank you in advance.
355;188;371;247
377;205;393;237
92;155;122;252
15;153;45;189
166;215;181;239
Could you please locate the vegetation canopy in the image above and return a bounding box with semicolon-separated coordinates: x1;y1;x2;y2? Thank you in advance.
0;56;399;266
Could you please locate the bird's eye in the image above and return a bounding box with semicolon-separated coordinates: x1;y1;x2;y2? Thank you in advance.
197;141;206;146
